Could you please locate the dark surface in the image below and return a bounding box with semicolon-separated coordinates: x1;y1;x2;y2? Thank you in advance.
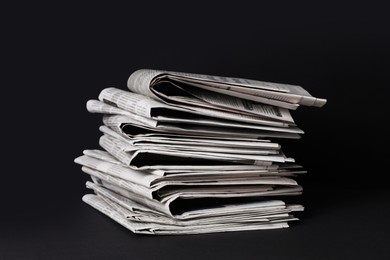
2;1;390;259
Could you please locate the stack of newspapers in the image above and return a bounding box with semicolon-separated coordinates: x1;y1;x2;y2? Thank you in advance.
75;69;326;235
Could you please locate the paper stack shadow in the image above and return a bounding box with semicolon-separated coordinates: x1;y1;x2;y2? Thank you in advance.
75;69;326;235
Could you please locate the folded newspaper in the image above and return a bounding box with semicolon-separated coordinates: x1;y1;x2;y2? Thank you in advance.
75;69;326;235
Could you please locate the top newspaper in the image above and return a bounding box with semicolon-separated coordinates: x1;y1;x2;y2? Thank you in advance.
127;69;327;110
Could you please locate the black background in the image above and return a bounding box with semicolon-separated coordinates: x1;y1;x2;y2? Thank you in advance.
2;1;390;259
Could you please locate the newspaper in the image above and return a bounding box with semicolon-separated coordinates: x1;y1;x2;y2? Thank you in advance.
99;127;282;155
83;194;302;234
97;134;295;168
88;99;304;133
97;87;296;126
85;179;303;218
86;181;303;222
75;151;303;202
98;124;289;144
127;69;327;108
102;114;301;140
99;125;283;150
83;149;304;175
80;163;303;215
74;154;300;192
83;181;304;234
